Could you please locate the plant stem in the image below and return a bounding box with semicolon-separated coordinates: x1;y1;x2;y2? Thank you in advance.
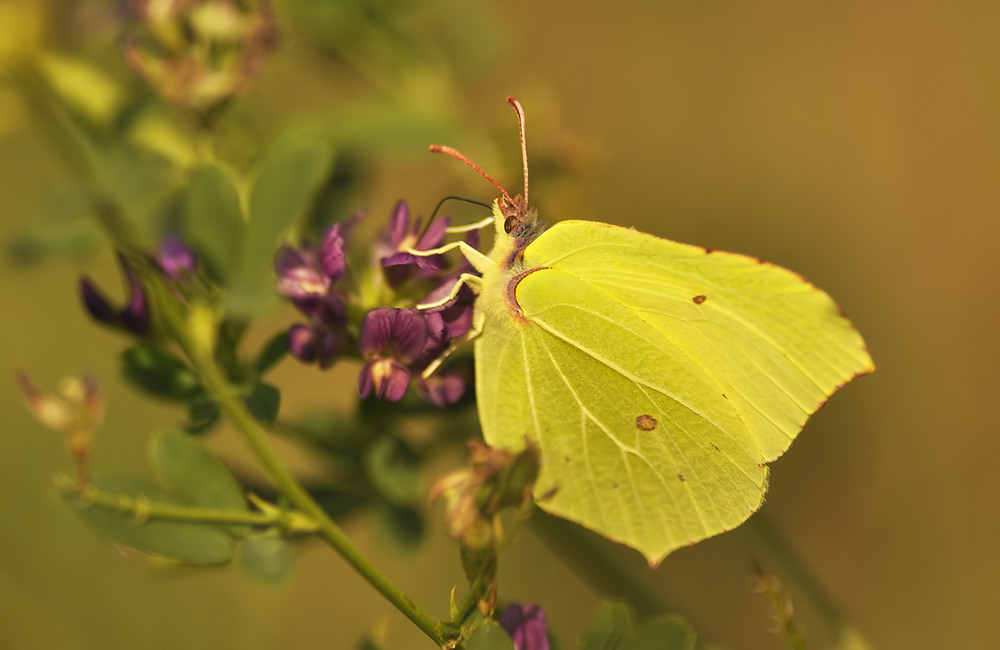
193;354;448;647
23;55;447;647
57;476;308;530
748;510;873;650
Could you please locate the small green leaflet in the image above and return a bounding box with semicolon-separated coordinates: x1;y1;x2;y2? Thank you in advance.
430;98;874;565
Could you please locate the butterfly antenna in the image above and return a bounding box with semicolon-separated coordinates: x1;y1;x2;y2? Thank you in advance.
429;144;514;207
507;96;529;206
428;195;493;221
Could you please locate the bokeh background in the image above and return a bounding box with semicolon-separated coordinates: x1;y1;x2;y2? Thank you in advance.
2;0;998;648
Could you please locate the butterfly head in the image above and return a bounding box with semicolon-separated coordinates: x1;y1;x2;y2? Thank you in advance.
497;192;540;239
430;96;541;245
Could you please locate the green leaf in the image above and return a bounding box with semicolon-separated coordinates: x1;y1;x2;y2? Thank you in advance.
373;504;424;553
228;132;333;314
68;474;233;565
149;431;249;537
121;345;202;401
364;436;420;506
37;53;125;126
244;383;281;423
129;108;197;167
281;411;368;455
185;392;220;434
7;186;100;265
462;619;514;650
329;102;452;152
182;163;244;283
238;535;297;585
580;601;633;650
626;616;695;650
580;601;695;650
8;219;101;265
253;330;289;375
356;625;387;650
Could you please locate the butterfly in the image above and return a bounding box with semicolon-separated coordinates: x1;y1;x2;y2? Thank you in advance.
420;97;874;565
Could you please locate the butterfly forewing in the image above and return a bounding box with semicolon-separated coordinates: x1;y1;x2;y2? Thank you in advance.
521;220;874;461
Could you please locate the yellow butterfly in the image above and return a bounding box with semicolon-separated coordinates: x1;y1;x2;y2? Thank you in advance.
418;98;874;564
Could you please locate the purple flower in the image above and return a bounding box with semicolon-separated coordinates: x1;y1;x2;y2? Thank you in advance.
398;278;474;407
319;223;347;280
275;221;355;369
499;603;549;650
274;246;330;299
287;323;341;369
358;308;428;401
276;204;476;406
421;279;475;345
415;372;465;407
379;201;450;287
158;235;197;279
286;296;346;369
274;225;347;300
79;253;150;336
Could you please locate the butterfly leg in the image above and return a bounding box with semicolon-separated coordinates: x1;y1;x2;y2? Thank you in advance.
405;240;496;275
417;273;484;311
445;216;495;234
420;316;484;379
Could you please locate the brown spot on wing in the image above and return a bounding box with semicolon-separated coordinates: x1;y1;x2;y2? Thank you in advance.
635;414;657;431
692;294;707;304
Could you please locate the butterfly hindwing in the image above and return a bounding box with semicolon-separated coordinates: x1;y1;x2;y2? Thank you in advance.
477;264;767;561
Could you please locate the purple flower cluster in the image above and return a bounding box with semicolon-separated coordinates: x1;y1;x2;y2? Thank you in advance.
276;201;477;406
274;220;353;369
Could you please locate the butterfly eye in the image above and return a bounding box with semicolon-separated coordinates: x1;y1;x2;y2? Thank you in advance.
504;216;519;234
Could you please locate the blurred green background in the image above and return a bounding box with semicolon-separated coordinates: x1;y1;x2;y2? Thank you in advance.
2;0;997;648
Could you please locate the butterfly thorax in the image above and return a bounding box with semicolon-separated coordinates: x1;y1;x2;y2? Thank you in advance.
477;197;549;327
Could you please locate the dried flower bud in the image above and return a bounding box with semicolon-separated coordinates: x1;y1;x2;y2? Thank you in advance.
124;0;277;119
432;441;541;616
431;440;540;541
16;373;102;486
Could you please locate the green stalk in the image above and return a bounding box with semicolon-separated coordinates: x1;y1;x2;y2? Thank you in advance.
193;353;447;647
748;511;873;650
57;476;312;531
23;56;447;647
